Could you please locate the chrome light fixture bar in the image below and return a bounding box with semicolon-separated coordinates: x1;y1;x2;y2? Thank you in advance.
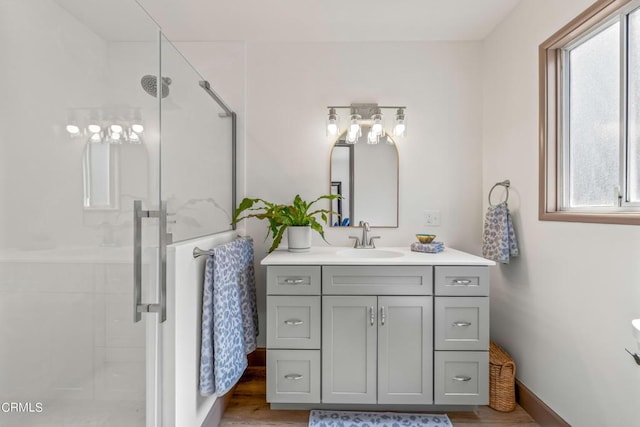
326;103;406;144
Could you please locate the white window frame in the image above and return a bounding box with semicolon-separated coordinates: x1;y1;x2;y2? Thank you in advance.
540;0;640;224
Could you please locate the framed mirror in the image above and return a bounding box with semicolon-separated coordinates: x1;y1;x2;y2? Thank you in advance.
330;125;398;227
83;142;119;210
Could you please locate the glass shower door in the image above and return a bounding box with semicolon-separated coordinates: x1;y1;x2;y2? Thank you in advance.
0;1;163;426
160;36;235;244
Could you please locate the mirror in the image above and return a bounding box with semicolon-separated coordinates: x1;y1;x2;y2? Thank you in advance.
330;125;398;227
82;142;149;210
83;142;118;209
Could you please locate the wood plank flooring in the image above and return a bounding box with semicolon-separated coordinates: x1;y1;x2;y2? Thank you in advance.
220;367;539;427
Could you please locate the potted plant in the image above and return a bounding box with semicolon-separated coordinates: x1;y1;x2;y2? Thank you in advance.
232;194;340;253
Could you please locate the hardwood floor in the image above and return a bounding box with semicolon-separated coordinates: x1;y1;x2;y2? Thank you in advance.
220;367;539;427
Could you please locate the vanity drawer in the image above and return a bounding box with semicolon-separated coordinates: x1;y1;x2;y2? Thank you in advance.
267;266;321;295
322;266;433;295
435;297;489;350
267;296;320;349
435;266;489;296
434;351;489;405
266;349;320;403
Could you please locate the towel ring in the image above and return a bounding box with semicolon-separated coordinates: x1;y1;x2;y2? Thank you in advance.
488;180;510;207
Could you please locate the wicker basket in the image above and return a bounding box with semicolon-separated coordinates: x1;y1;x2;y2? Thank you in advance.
489;341;516;412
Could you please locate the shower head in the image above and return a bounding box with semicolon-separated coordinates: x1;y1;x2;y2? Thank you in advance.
140;75;172;98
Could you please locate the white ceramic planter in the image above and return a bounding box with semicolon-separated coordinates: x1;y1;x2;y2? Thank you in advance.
287;226;311;252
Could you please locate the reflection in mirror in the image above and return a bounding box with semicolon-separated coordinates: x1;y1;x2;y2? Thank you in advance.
330;125;398;227
83;142;118;209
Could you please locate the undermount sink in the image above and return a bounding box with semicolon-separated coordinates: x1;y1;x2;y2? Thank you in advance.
336;249;404;259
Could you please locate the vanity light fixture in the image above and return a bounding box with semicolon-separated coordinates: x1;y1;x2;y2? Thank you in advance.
65;107;146;144
326;103;406;144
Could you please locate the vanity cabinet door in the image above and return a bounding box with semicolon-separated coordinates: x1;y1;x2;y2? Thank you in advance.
322;296;377;404
377;296;433;405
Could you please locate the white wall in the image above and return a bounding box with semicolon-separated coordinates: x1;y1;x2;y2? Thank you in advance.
0;0;109;249
246;42;484;345
483;1;640;425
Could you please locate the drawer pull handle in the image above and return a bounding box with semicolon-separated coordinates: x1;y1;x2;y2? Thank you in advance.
284;374;303;380
452;375;472;382
452;279;472;286
452;321;472;327
283;278;304;284
284;319;304;326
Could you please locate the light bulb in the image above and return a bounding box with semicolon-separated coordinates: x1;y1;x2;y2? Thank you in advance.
129;132;140;143
367;130;378;144
87;124;101;134
89;133;102;143
110;124;123;133
111;132;121;141
393;108;406;137
393;121;406;136
349;113;361;136
346;130;358;144
131;124;144;134
66;124;80;135
371;111;384;136
326;108;339;136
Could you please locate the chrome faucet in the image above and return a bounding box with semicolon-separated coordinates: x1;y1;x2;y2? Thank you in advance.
349;221;380;248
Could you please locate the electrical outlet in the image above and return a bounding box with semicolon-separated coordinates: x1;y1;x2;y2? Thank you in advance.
424;210;441;226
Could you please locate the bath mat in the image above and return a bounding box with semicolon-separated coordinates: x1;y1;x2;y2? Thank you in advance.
308;410;452;427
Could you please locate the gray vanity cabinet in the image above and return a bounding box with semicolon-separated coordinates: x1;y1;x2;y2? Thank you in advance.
263;251;492;410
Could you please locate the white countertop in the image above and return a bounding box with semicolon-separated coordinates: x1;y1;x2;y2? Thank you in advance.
260;246;496;266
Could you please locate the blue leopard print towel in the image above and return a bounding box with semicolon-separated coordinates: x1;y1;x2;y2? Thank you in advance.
482;202;519;264
199;236;258;396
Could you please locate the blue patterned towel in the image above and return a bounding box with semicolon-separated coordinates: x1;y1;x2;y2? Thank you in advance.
309;410;452;427
410;241;445;253
482;202;519;264
199;236;258;396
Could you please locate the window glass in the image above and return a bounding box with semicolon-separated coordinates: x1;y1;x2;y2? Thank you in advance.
567;22;620;207
628;8;640;201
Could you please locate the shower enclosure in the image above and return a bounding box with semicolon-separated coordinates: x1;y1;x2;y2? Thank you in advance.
0;1;235;426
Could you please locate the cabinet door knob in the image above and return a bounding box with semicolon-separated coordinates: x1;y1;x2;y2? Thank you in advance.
284;319;304;326
283;278;304;284
452;375;472;382
452;321;472;327
452;279;472;286
284;374;303;380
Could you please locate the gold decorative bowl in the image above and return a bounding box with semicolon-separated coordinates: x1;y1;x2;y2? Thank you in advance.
416;234;436;244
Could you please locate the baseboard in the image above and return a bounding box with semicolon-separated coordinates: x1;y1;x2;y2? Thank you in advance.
201;383;237;427
516;379;570;427
248;347;266;367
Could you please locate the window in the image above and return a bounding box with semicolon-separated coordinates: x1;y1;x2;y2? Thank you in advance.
540;0;640;224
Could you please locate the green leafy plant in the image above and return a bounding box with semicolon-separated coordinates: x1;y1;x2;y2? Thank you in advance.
232;194;341;253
